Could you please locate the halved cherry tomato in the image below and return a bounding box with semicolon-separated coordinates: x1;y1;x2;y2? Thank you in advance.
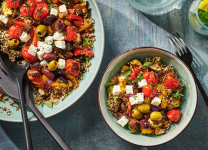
6;0;21;8
167;109;181;122
20;0;36;16
64;59;80;76
143;72;159;84
27;70;44;88
124;102;132;114
31;26;38;46
8;25;22;39
35;0;44;4
66;15;84;27
74;48;94;57
130;70;140;80
8;20;27;27
142;84;157;98
64;26;77;42
21;46;38;62
164;73;180;89
33;3;49;21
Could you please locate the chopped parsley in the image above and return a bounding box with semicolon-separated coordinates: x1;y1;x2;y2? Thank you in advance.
173;90;184;99
63;15;66;20
83;37;93;46
40;102;43;107
106;101;110;106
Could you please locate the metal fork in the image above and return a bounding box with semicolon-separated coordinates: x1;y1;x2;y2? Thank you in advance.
169;33;208;106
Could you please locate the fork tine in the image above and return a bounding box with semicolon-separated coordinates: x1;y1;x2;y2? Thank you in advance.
175;33;192;55
171;34;186;54
168;36;180;56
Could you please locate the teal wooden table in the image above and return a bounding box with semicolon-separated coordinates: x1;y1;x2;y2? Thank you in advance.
1;0;208;149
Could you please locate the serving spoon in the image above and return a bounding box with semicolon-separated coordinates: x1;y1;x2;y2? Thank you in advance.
0;52;71;150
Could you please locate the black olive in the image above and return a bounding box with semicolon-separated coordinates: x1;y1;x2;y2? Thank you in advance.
43;15;55;26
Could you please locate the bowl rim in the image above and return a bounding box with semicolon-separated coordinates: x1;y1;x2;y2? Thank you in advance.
98;46;198;146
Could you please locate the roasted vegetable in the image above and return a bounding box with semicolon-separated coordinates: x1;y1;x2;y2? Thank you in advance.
130;59;143;67
121;65;129;72
110;76;118;85
140;126;153;135
155;128;166;135
149;63;162;73
2;1;12;16
148;119;163;128
114;100;122;113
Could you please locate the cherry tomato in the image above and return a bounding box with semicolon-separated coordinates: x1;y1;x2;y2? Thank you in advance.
143;72;159;84
123;102;132;114
6;0;21;8
66;15;84;27
64;26;77;42
167;109;181;122
142;84;157;98
8;20;27;27
8;26;22;39
21;46;38;63
50;0;59;3
35;0;45;4
130;70;140;80
164;73;180;89
33;3;49;21
20;0;36;16
27;70;44;88
64;59;80;76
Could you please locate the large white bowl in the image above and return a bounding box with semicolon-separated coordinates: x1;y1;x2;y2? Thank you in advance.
0;0;104;122
98;47;197;146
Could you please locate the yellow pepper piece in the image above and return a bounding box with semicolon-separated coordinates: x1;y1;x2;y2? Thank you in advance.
42;75;49;83
118;82;126;94
65;73;79;90
51;81;67;88
79;23;92;32
140;126;153;135
161;97;168;109
121;65;129;72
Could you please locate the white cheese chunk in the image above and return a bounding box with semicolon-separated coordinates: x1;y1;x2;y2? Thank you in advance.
0;15;8;24
59;4;68;15
37;41;45;51
53;32;65;41
20;32;31;42
37;51;45;60
45;36;54;45
113;85;121;96
40;60;48;67
117;116;129;127
138;79;147;88
126;85;133;94
50;8;58;16
28;45;37;57
129;93;144;105
58;58;65;69
55;41;66;49
151;97;162;106
42;43;53;53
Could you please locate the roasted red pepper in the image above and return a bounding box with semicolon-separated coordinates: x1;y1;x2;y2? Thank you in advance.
64;26;77;42
31;26;38;46
66;15;84;27
130;70;140;80
74;48;94;57
27;70;44;88
124;102;132;114
21;46;38;63
64;59;80;76
8;20;27;27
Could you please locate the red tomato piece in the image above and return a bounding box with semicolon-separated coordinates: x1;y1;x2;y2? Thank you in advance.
66;15;84;27
50;0;59;3
74;48;94;57
27;70;44;88
33;3;49;21
142;84;157;98
6;0;21;8
21;46;38;63
64;59;80;76
130;70;140;80
8;20;27;27
35;0;44;4
167;109;181;122
64;26;77;42
8;26;22;39
20;0;36;16
143;72;159;84
124;102;132;114
164;73;180;89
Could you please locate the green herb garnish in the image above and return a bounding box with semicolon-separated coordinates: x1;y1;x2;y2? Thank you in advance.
122;68;131;76
162;92;167;98
86;57;89;64
10;49;15;53
143;62;153;67
46;0;57;9
126;108;130;112
151;86;154;93
132;95;136;99
136;73;143;82
82;37;93;46
40;102;43;107
63;15;66;20
125;77;132;84
79;0;83;2
105;82;114;88
173;90;184;99
45;101;53;108
106;101;110;106
77;59;80;62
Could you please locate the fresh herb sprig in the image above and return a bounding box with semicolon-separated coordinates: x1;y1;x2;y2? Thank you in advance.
136;73;143;82
143;62;153;67
46;0;57;10
198;9;208;23
83;37;93;46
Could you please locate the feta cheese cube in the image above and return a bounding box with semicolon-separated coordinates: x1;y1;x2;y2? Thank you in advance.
42;43;53;53
38;41;45;51
20;32;31;42
40;60;48;67
126;85;133;94
151;97;162;106
55;41;66;49
50;8;58;16
37;51;45;60
45;36;54;45
0;15;8;24
129;93;144;105
113;85;121;95
138;79;147;88
58;58;65;69
59;4;68;15
117;116;129;127
53;32;64;41
28;45;37;57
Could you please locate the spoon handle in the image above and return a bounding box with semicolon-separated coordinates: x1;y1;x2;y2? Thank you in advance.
24;82;71;150
16;77;33;150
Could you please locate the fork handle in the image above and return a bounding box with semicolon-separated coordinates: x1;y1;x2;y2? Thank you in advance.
190;67;208;106
16;77;33;150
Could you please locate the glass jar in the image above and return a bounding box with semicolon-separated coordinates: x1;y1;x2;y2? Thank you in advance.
188;0;208;35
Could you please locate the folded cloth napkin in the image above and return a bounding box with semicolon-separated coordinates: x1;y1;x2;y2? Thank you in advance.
0;125;19;150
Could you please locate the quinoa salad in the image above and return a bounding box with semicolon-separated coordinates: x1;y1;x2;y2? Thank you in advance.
105;57;185;135
0;0;95;109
